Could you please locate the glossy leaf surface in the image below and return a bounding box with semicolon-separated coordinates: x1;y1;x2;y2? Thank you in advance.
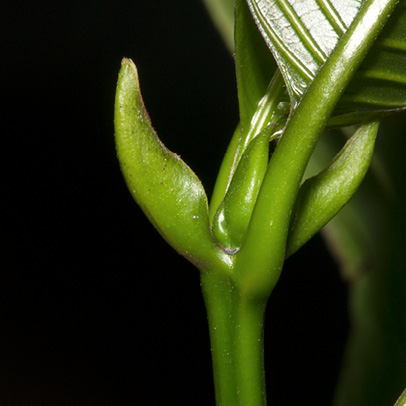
209;0;284;219
200;0;406;403
209;70;286;221
286;119;379;257
212;129;270;252
235;0;278;130
247;0;406;122
114;59;226;269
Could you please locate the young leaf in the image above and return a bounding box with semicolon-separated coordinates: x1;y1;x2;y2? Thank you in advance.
235;0;277;130
212;128;271;252
286;119;379;257
246;0;357;104
247;0;406;123
209;0;285;219
209;70;286;220
114;58;228;269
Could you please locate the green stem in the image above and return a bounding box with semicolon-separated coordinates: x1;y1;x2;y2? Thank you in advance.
202;1;401;404
201;270;267;406
234;296;267;406
201;270;239;406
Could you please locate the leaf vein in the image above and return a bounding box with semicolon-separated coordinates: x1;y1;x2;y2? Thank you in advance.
276;0;327;63
250;1;314;82
315;0;347;35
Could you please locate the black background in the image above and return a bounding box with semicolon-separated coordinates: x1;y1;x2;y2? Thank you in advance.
3;1;348;404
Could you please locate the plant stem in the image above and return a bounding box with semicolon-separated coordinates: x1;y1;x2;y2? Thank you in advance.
234;296;267;406
201;270;267;406
201;1;401;404
201;270;238;405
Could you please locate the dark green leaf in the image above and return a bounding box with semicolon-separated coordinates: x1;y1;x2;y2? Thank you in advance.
247;0;406;122
336;1;406;117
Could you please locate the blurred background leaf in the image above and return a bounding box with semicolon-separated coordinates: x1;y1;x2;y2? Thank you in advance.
202;0;235;52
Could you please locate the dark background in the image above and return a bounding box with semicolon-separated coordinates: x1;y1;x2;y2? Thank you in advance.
3;1;347;404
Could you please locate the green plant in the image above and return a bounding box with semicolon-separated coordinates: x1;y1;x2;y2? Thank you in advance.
114;0;406;404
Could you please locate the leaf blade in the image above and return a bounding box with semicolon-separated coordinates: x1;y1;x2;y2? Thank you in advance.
114;58;227;269
286;119;379;257
247;0;406;121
